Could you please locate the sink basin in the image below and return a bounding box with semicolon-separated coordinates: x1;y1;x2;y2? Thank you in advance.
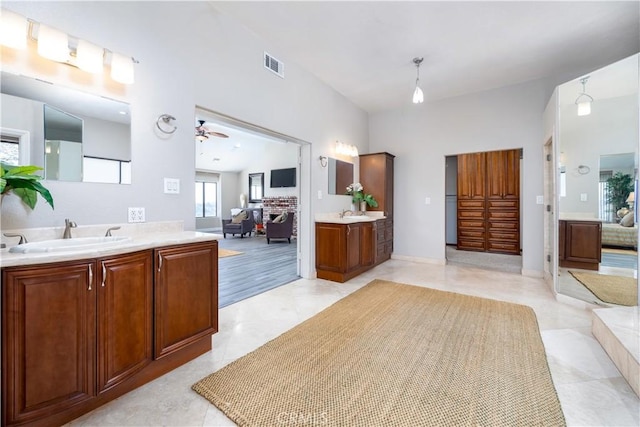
344;215;370;219
9;236;132;254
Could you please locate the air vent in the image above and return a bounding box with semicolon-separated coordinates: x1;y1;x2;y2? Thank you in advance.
264;52;284;78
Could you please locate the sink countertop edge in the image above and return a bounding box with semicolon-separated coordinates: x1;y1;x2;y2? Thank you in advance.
0;231;222;268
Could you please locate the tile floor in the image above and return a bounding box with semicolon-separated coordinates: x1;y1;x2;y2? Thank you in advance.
68;259;640;426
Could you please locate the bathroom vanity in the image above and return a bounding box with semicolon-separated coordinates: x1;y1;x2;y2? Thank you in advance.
0;228;219;426
315;214;392;282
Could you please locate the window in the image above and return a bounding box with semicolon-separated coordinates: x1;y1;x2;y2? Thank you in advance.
0;135;20;166
195;181;217;218
599;170;613;222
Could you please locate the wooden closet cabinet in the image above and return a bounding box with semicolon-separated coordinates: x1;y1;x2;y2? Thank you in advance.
359;152;395;217
457;149;520;254
316;221;375;282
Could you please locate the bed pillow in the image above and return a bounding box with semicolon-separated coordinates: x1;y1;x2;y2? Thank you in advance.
620;211;635;227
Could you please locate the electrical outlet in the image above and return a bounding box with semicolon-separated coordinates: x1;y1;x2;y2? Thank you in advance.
128;207;146;223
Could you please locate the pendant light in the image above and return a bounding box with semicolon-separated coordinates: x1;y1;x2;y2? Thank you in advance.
412;57;424;104
575;76;593;116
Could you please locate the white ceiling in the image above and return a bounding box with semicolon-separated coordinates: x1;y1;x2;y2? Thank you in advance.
213;1;640;113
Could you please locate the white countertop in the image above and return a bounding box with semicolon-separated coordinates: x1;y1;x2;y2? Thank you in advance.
315;212;385;224
1;229;222;268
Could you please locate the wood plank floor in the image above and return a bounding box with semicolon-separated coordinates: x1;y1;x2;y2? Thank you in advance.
211;231;299;308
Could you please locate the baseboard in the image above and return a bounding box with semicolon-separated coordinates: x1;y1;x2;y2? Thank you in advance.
521;269;544;278
391;254;446;265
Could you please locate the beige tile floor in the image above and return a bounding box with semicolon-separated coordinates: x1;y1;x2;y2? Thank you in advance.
68;259;640;426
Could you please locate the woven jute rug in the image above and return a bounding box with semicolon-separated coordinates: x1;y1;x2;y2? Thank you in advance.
193;279;565;426
219;249;243;258
570;271;638;306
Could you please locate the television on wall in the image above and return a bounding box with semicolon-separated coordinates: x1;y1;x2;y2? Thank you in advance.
270;167;296;188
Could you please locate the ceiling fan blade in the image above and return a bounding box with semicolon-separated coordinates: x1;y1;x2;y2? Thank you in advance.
207;131;229;138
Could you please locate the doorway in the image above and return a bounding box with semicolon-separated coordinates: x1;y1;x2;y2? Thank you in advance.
444;151;523;273
194;107;308;307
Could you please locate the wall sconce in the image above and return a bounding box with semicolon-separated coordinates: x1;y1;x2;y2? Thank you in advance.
575;76;593;116
0;8;138;84
335;141;358;157
319;156;328;168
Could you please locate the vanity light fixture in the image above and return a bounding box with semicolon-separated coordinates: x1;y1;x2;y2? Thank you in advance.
0;8;137;84
0;9;28;49
575;76;593;116
335;141;358;157
412;57;424;104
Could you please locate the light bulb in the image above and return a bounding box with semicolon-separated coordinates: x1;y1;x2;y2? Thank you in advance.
577;101;591;116
76;40;104;73
37;24;69;62
0;9;27;50
413;86;424;104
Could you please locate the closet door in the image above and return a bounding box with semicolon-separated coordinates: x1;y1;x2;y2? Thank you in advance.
457;152;487;251
486;149;520;254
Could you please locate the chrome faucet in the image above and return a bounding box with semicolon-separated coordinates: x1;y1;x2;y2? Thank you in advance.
105;226;121;237
3;233;28;244
63;218;77;239
339;209;352;219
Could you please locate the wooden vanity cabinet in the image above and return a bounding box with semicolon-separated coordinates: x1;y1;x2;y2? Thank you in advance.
2;260;97;426
559;219;602;271
2;240;218;427
154;242;218;359
316;221;378;283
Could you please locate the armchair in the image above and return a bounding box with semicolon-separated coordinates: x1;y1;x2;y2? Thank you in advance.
266;212;294;244
222;210;255;238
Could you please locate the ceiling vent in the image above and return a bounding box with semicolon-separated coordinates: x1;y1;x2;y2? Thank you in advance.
264;52;284;78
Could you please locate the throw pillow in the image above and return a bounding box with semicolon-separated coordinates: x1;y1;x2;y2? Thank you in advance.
620;211;635;227
617;207;630;219
231;210;248;224
272;214;284;223
280;212;288;222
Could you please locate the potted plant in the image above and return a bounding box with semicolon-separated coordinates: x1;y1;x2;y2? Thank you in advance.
346;182;378;210
605;172;633;214
1;163;54;209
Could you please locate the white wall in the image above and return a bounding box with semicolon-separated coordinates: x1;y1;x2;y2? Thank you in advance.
558;94;638;215
369;79;551;274
0;2;369;278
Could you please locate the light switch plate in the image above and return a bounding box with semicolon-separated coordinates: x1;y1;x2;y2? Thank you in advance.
580;193;587;202
164;178;180;194
317;190;322;199
536;195;544;205
128;207;146;223
425;197;431;205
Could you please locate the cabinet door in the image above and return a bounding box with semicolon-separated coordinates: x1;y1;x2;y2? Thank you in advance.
154;242;218;359
97;251;153;392
2;262;96;425
487;149;520;200
360;222;375;267
316;223;348;272
457;152;486;200
346;223;362;272
565;221;602;263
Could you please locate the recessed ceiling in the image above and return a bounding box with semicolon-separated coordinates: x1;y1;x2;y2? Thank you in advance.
212;1;640;113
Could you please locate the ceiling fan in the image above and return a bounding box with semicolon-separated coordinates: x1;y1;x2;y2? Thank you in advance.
195;120;229;141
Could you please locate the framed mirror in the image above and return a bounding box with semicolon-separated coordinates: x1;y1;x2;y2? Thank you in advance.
249;172;264;203
327;157;354;195
0;71;132;184
556;53;639;307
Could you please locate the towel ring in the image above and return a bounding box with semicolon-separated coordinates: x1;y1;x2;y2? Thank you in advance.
577;165;590;175
156;114;177;134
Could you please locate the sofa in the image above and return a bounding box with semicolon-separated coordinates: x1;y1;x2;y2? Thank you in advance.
222;209;255;238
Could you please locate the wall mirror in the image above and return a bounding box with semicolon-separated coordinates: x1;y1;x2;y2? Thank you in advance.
556;53;639;307
0;71;132;184
327;157;354;195
249;172;264;202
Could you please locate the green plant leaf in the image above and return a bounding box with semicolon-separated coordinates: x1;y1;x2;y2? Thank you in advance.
1;164;43;177
30;181;55;209
12;188;37;209
0;177;5;194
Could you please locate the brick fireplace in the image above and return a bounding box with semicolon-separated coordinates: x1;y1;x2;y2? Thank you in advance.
262;196;298;236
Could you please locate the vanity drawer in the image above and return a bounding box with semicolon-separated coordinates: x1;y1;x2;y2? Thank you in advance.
487;210;518;220
457;238;486;251
488;221;519;230
488;200;518;209
488;230;518;241
488;241;519;254
459;229;485;239
459;219;484;228
458;210;485;219
458;200;485;209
